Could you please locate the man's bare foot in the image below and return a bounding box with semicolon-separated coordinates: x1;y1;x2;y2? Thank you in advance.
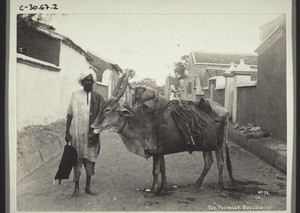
85;188;98;196
71;189;80;197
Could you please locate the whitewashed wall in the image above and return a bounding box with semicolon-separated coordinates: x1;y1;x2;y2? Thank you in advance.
17;42;90;130
58;42;90;115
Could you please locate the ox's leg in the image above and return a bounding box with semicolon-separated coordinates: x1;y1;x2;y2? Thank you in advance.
145;155;161;198
196;151;213;188
159;156;173;193
160;156;167;189
215;148;224;192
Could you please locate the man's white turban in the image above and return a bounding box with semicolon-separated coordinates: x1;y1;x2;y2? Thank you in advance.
78;69;97;86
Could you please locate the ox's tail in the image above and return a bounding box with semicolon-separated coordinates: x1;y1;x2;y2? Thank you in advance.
224;120;235;184
225;143;235;183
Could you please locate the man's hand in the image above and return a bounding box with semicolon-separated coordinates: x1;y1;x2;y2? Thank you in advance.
65;131;72;142
65;114;73;143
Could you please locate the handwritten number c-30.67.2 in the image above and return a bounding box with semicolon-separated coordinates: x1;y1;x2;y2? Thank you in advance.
19;4;58;11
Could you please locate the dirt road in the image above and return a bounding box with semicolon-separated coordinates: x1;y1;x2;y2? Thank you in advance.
17;132;286;211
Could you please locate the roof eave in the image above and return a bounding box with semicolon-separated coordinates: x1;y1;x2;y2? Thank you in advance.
255;25;284;54
111;64;123;73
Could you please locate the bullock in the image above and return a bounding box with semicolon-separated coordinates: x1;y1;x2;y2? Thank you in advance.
91;70;235;197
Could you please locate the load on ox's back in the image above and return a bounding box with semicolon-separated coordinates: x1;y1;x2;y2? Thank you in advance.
91;70;237;198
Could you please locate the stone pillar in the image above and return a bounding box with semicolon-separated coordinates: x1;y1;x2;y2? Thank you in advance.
231;59;254;123
223;63;235;120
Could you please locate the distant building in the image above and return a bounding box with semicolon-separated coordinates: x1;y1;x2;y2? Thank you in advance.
259;14;286;41
17;18;92;67
180;51;257;101
87;52;134;105
16;18;93;129
87;52;123;100
253;14;286;141
221;14;286;141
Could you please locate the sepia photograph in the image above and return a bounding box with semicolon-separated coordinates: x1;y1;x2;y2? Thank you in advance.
8;0;294;212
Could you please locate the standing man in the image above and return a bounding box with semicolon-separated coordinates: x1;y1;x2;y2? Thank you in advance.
65;69;104;197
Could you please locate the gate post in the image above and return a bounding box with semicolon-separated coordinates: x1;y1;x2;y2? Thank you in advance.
231;59;254;123
223;62;235;120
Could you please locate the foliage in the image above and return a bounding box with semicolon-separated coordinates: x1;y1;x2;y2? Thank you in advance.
17;14;36;23
17;14;56;29
131;78;157;88
173;55;189;79
127;69;165;94
131;78;165;95
18;13;58;22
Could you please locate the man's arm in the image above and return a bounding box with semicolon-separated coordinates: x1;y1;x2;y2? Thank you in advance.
65;114;73;142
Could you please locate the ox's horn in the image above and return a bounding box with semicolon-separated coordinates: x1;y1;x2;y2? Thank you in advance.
114;70;131;101
111;72;126;98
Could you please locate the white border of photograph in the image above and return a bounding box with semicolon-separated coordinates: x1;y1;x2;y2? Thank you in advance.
8;0;294;212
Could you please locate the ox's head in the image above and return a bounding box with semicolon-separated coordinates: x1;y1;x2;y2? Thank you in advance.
91;70;133;133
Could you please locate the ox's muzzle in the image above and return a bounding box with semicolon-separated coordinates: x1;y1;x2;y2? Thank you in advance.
91;126;102;134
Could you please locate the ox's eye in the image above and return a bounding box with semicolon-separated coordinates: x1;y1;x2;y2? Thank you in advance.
104;107;112;113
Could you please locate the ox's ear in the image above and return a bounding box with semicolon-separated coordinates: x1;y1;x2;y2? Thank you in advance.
118;107;133;117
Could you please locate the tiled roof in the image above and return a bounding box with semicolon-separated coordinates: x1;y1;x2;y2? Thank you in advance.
193;51;257;65
88;52;123;73
88;52;113;71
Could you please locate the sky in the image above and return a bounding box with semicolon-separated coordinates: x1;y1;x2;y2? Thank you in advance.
44;13;279;85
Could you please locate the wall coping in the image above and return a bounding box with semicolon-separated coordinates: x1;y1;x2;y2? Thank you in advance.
215;87;225;91
231;70;254;75
223;72;234;77
17;53;61;72
237;81;257;88
255;25;284;54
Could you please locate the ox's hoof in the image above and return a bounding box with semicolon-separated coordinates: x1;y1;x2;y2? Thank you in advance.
214;182;223;193
71;189;80;197
214;187;223;193
158;189;167;195
85;189;98;196
160;184;174;191
159;184;175;194
187;183;200;190
145;192;156;198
